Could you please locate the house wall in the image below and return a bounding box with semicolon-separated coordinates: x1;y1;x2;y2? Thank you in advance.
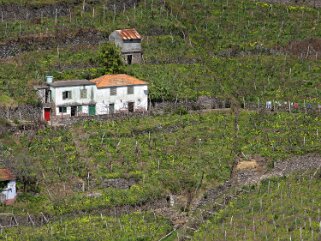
1;180;16;204
123;53;142;64
50;85;95;116
109;31;123;48
49;84;148;116
35;88;47;103
121;41;142;53
95;85;148;115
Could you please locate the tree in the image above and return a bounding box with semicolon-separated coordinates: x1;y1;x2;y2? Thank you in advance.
98;42;124;74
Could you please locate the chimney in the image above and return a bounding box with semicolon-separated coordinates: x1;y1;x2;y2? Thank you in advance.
46;76;53;84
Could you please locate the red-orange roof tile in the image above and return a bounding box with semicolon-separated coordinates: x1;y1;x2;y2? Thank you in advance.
91;74;147;88
116;29;141;40
0;168;15;181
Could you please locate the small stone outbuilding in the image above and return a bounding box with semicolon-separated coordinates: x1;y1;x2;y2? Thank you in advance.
109;28;142;65
0;168;16;205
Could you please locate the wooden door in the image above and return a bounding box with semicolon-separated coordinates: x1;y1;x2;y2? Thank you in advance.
44;108;51;121
89;105;96;116
109;103;114;114
127;55;133;65
71;106;77;117
128;102;134;112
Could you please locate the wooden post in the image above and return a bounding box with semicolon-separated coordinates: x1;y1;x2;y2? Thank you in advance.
55;9;58;25
69;9;72;23
243;97;245;109
113;4;116;23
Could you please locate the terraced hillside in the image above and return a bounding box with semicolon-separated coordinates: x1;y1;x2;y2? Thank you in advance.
1;110;321;239
0;0;320;105
1;0;321;240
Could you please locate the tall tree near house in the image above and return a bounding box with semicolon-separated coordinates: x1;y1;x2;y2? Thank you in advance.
9;150;40;193
98;42;124;74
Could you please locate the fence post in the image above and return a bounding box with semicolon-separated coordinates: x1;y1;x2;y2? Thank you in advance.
273;99;275;111
243;97;245;109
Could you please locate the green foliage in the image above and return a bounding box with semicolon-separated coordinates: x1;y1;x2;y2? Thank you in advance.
98;42;124;75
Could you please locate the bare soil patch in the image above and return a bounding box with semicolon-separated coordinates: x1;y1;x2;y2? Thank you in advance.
260;0;321;8
0;28;108;59
236;160;258;170
276;38;321;59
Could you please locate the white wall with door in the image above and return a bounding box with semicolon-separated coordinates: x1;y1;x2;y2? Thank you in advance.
95;85;148;115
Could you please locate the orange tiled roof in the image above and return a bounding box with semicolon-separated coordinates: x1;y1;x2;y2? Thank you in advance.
116;29;141;40
0;168;15;181
91;74;147;88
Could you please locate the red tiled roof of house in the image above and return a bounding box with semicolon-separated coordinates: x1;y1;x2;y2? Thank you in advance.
116;29;141;40
0;168;15;181
91;74;147;88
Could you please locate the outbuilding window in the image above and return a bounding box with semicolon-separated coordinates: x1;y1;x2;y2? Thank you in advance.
110;87;117;96
62;91;72;100
127;86;134;95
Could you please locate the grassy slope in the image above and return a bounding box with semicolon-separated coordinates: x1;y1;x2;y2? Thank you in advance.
2;111;321;214
1;111;321;238
1;112;234;215
1;212;172;240
0;0;321;239
193;174;321;240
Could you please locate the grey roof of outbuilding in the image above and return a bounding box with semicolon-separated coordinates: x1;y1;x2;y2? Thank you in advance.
49;80;95;88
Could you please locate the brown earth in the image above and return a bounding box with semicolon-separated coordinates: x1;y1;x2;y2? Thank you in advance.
261;0;321;8
0;0;140;21
0;28;108;59
276;38;321;59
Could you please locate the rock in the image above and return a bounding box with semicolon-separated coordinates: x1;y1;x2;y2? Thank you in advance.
101;178;138;189
86;192;102;198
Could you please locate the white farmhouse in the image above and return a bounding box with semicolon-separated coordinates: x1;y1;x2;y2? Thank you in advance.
91;74;148;115
35;74;148;121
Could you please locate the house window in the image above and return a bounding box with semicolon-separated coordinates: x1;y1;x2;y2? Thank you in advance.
62;91;72;100
110;87;117;96
127;86;134;95
80;89;87;99
59;106;67;113
78;106;82;113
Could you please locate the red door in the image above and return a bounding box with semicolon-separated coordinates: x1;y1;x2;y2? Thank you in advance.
44;108;51;121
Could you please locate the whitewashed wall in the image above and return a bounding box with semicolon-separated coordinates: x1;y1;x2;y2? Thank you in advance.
1;180;16;201
51;85;95;116
95;85;148;115
50;84;148;116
